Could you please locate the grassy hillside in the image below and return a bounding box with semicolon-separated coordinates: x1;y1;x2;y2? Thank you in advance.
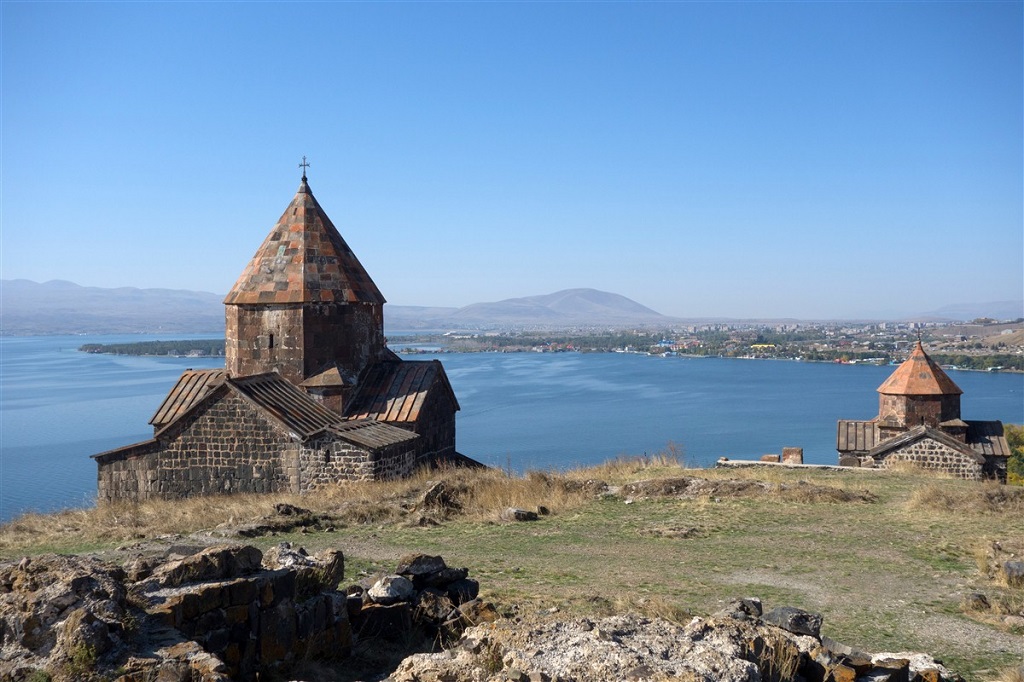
1;458;1021;681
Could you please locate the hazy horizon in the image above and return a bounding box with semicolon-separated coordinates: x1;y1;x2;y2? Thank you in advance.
2;2;1021;319
4;277;1022;324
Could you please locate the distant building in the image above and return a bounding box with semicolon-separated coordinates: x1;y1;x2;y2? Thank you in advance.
835;341;1009;480
94;171;469;502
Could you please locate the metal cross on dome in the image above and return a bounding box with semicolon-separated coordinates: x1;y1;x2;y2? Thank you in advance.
299;156;310;180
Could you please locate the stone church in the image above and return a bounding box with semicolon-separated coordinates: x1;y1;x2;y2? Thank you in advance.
94;171;467;502
835;341;1009;480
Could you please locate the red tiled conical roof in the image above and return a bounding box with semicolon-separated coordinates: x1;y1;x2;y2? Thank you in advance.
224;179;385;305
877;341;962;396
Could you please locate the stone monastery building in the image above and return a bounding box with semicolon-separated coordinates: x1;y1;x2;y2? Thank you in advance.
94;172;466;502
835;341;1009;480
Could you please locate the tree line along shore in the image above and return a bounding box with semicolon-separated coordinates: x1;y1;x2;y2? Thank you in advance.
78;321;1024;371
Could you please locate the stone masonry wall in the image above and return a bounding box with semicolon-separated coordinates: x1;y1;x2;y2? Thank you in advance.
299;436;419;490
876;438;983;480
97;392;298;502
225;304;305;384
303;302;386;383
878;393;960;429
226;302;386;386
402;387;457;464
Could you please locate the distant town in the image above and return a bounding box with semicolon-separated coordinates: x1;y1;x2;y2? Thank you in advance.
81;318;1024;371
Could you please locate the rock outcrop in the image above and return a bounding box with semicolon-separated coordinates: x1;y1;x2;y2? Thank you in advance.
0;544;351;681
0;545;493;682
389;602;964;682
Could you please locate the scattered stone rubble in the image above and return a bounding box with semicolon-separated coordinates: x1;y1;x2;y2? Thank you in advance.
389;598;964;682
0;545;491;681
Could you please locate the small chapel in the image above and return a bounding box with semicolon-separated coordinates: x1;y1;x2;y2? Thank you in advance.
835;340;1009;480
94;168;468;502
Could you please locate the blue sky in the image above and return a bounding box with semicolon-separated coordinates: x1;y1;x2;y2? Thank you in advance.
2;1;1021;319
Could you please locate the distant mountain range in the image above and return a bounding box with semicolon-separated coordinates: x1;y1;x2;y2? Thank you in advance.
386;289;669;329
917;301;1024;323
1;279;1021;335
1;280;224;335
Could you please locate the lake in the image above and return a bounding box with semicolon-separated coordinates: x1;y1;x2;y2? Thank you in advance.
1;334;1021;522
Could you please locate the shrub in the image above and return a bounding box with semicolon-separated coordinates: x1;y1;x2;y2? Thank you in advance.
1005;424;1024;486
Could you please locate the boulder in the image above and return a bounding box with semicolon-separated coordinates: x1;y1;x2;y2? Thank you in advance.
396;553;447;577
274;502;311;516
714;597;763;620
414;587;457;625
353;602;413;643
368;575;415;605
420;480;463;513
150;545;263;587
446;578;480;605
424;566;470;588
961;592;989;611
762;605;823;637
294;549;345;598
501;508;539;522
1001;560;1024;587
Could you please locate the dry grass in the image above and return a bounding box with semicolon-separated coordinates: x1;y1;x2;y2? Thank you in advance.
0;456;873;558
562;447;686;484
906;481;1024;515
0;464;599;556
996;666;1024;682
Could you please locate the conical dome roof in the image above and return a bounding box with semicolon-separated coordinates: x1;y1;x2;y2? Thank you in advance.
224;178;385;305
877;341;962;396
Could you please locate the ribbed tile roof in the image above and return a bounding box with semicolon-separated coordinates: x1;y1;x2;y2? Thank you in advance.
346;360;459;423
836;419;1009;459
228;373;342;438
329;419;419;449
965;420;1010;457
835;420;879;453
148;368;425;450
224;178;385;306
150;369;227;429
877;341;962;396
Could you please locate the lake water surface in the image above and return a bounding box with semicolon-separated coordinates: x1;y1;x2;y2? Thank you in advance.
2;334;1021;522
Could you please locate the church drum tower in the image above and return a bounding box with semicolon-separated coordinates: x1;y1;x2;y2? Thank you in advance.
223;174;388;412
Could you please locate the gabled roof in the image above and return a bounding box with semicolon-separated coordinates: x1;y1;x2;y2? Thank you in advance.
148;369;417;451
867;425;984;463
224;178;385;306
150;369;227;429
346;360;460;423
877;341;962;396
227;373;342;438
